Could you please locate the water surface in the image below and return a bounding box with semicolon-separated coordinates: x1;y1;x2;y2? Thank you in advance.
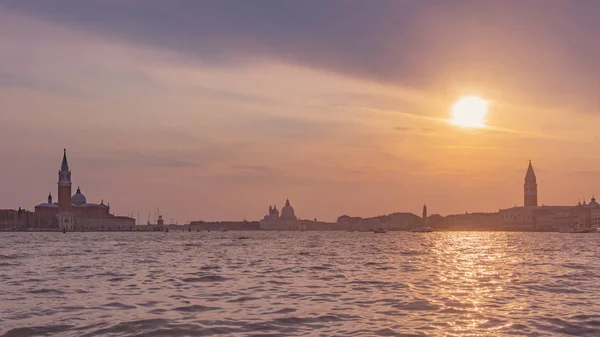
1;232;599;336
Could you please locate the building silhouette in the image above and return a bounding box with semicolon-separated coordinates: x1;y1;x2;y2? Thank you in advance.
524;160;537;207
499;161;600;231
260;198;300;230
34;150;135;231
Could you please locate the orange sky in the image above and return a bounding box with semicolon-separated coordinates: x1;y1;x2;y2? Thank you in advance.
1;3;600;223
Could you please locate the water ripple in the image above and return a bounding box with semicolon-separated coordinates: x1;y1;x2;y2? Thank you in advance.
1;231;599;336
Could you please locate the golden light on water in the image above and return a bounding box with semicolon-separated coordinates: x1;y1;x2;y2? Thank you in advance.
450;96;488;128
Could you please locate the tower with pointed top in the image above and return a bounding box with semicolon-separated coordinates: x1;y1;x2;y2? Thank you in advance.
58;149;72;212
524;160;537;207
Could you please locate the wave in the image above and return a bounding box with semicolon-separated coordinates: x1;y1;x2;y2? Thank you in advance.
181;275;229;283
28;288;65;295
173;304;220;313
2;324;74;337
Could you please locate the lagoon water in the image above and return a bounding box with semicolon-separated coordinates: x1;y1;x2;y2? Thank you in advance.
1;231;599;336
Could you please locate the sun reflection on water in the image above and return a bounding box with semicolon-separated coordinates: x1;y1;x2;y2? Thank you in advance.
429;233;524;335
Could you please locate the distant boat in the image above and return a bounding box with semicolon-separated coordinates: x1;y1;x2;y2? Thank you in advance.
373;228;387;233
412;226;433;233
219;226;228;232
560;223;596;233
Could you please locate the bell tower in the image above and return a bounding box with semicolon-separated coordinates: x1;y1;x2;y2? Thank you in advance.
58;149;72;212
524;160;537;207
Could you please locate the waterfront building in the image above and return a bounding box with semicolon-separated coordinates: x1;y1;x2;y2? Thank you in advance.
440;212;502;230
537;209;584;232
337;212;421;231
260;199;300;230
586;197;600;227
499;161;598;231
500;161;567;230
337;215;364;230
189;220;261;231
0;208;35;230
536;198;600;231
34;150;135;231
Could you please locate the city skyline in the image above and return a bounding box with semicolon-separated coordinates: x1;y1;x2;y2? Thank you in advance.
2;1;600;223
4;150;599;226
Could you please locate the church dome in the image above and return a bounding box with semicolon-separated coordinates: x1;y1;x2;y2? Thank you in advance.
72;187;87;205
280;199;297;220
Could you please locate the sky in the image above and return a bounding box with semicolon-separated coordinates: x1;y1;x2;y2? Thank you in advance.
1;1;600;223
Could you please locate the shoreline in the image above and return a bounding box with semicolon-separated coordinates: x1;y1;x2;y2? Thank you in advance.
1;229;596;233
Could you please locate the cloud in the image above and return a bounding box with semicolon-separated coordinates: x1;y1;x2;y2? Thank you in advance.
78;150;200;169
3;1;600;222
2;1;600;112
231;165;279;173
0;70;84;97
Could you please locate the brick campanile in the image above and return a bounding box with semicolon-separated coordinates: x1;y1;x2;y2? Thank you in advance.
58;149;72;212
524;160;538;207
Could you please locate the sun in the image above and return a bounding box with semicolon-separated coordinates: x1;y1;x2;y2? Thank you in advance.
450;96;488;128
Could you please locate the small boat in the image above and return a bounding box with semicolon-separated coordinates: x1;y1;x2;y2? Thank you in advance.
218;226;228;232
412;226;433;232
373;228;387;233
560;223;596;233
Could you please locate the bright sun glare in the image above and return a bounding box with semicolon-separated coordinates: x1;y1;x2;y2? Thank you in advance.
450;96;488;128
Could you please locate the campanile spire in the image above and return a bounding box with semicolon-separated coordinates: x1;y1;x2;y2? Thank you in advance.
524;160;537;207
61;148;69;171
58;149;72;212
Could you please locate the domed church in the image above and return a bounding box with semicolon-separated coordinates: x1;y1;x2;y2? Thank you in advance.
34;150;135;231
260;198;299;229
281;199;297;220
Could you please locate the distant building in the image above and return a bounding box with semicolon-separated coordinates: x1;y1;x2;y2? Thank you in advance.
34;150;135;231
260;199;301;230
337;212;422;231
337;215;364;230
588;197;600;227
524;160;537;207
536;198;600;231
499;161;598;231
0;208;35;230
441;212;502;231
189;220;260;231
499;205;574;231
